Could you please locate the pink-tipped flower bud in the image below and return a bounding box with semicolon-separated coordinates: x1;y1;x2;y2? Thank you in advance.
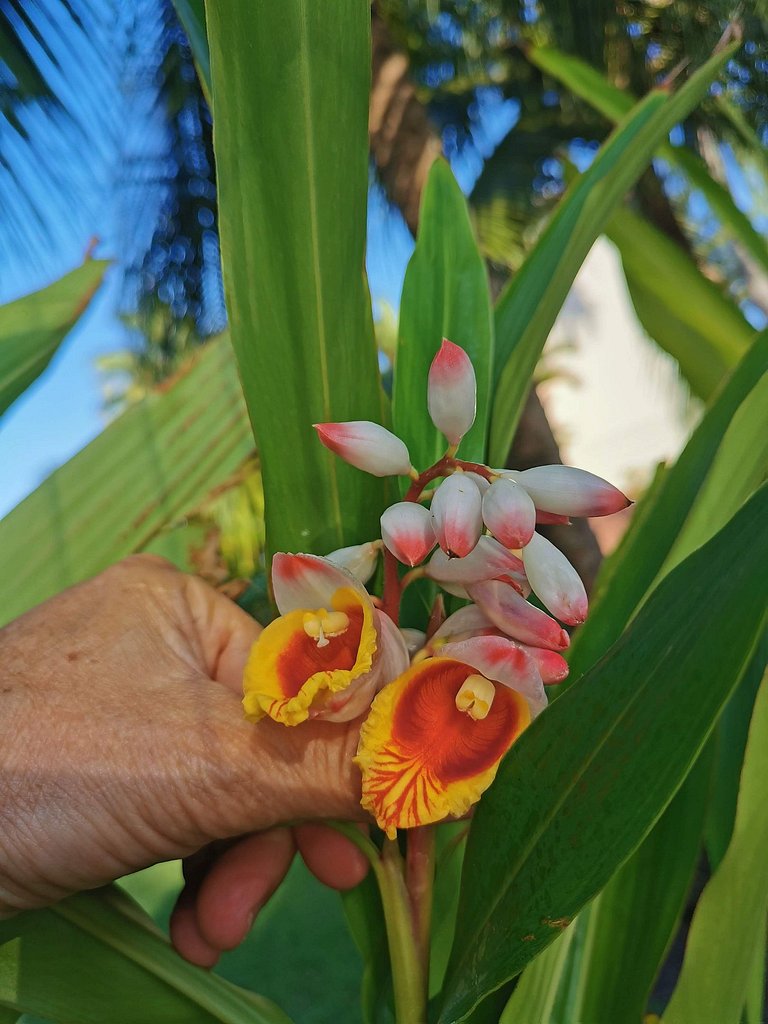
521;531;588;625
516;465;631;518
427;339;476;446
380;502;436;567
468;579;570;651
326;541;380;584
430;473;483;558
516;644;570;684
482;477;537;549
314;421;413;477
463;471;491;495
426;534;524;586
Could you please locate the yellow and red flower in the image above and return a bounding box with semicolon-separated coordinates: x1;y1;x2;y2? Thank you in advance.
242;552;407;726
356;635;546;838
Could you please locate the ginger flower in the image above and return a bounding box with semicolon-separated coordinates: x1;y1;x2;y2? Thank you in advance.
246;338;632;833
356;635;545;838
243;552;407;726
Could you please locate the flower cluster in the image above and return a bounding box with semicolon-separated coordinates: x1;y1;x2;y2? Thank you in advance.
243;339;630;837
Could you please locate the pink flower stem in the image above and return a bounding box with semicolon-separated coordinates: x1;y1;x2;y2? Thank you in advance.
403;456;496;503
406;824;437;988
382;546;402;625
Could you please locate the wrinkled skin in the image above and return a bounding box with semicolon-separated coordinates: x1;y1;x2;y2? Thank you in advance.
0;555;368;966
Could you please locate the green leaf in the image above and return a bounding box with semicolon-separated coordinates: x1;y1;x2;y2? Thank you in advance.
572;741;715;1024
663;668;768;1024
169;0;211;106
393;159;494;468
488;43;737;464
206;0;386;558
341;874;392;1024
0;338;252;627
606;206;753;399
566;329;768;683
439;483;768;1023
527;45;768;277
663;366;768;574
498;927;576;1024
0;259;108;417
0;887;290;1024
705;634;768;869
430;824;469;1001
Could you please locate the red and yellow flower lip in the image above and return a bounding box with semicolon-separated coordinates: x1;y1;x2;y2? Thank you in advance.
356;636;544;838
242;553;407;726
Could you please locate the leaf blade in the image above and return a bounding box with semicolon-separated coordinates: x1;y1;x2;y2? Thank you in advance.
440;483;768;1022
0;338;252;626
0;259;108;417
206;0;386;558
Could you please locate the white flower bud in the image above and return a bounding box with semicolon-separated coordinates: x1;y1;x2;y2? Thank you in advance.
430;473;483;558
380;502;436;566
427;339;476;446
314;421;412;477
521;531;588;625
516;465;631;517
326;541;380;584
482;477;536;549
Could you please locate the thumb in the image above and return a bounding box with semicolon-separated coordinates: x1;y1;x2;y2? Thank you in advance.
184;575;263;693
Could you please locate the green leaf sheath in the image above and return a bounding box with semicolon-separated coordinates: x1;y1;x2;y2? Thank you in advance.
488;43;736;464
527;45;768;276
439;483;768;1023
566;329;768;684
0;887;291;1024
606;207;752;400
0;338;251;626
206;0;386;559
0;258;108;417
393;160;494;469
663;668;768;1024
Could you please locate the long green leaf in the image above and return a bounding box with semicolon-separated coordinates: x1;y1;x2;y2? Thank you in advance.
488;43;736;464
566;329;768;683
606;206;753;399
206;0;386;559
0;338;252;627
499;927;576;1024
0;259;108;417
393;159;494;469
572;742;714;1024
663;669;768;1024
0;887;290;1024
705;634;768;868
439;483;768;1023
547;336;767;1023
527;44;768;276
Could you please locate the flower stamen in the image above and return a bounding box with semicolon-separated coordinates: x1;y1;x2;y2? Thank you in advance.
302;609;350;648
455;673;495;721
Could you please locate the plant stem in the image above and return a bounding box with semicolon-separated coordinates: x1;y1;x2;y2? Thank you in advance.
326;824;428;1022
403;455;497;502
378;837;428;1024
405;825;436;987
382;546;402;624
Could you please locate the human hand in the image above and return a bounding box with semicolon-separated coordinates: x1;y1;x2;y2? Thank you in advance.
0;555;369;965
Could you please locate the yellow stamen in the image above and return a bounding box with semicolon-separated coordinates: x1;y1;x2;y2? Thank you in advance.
302;609;350;648
455;673;496;721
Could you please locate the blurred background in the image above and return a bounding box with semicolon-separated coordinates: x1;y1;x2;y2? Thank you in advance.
1;2;767;1018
